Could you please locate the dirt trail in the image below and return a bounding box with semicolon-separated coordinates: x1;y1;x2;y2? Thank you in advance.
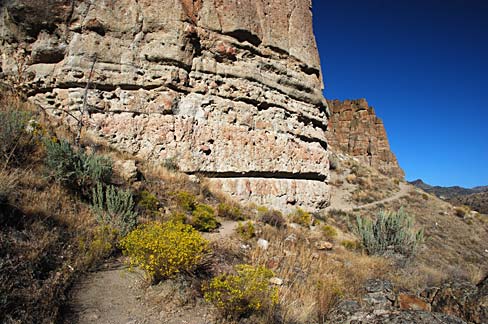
62;261;162;324
63;259;215;324
203;219;238;239
326;182;412;212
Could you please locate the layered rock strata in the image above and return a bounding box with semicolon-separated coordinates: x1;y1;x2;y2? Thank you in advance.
326;98;404;178
0;0;330;211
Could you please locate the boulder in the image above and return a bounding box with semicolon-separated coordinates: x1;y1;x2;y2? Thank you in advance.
314;240;333;250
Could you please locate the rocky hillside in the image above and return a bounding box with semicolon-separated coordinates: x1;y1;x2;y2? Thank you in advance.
410;179;488;198
326;98;404;178
411;179;488;214
450;191;488;214
0;0;329;212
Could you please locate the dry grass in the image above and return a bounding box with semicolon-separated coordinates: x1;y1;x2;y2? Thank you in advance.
335;159;401;205
0;90;112;323
454;205;471;218
246;225;389;323
359;188;488;290
0;169;99;323
0;168;20;202
2;89;487;323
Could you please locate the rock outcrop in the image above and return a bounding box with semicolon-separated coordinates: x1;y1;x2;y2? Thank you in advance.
327;278;488;324
326;98;404;178
0;0;330;212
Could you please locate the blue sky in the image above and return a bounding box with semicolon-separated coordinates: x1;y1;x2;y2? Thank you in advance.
312;0;488;188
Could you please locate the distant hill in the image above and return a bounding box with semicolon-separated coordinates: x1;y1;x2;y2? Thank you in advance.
450;191;488;215
410;179;488;213
409;179;433;191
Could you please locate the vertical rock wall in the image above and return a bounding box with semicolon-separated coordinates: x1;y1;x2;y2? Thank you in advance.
0;0;330;211
326;99;404;178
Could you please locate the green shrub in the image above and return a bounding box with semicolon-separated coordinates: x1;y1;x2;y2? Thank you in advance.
218;202;244;220
203;264;279;319
340;240;359;250
175;191;197;212
92;183;138;237
237;221;255;240
44;139;112;191
137;190;160;217
79;225;118;268
258;207;286;228
191;204;219;232
355;208;424;256
0;98;35;167
120;221;209;282
289;207;312;227
322;225;338;239
168;211;188;224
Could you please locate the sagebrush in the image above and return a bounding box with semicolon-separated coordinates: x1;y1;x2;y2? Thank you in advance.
44;139;112;192
0;95;36;167
355;208;424;256
92;183;138;237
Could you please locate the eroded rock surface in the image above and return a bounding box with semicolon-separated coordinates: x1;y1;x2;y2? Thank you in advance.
0;0;330;211
326;98;404;178
328;279;468;324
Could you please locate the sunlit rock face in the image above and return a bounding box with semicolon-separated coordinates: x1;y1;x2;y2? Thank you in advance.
326;99;405;178
0;0;330;212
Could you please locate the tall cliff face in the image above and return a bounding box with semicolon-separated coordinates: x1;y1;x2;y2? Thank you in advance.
326;99;404;178
0;0;330;211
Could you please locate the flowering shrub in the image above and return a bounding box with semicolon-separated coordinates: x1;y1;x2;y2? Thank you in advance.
120;222;209;282
289;207;312;226
203;264;279;318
